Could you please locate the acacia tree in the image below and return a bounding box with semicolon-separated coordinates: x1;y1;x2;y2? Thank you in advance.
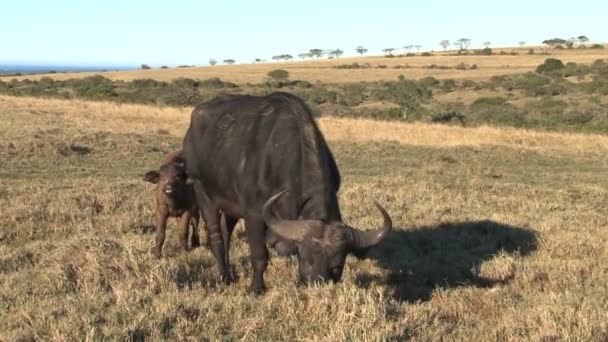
439;40;450;50
403;45;413;53
483;41;491;48
518;41;526;47
355;46;368;55
382;48;395;55
542;38;567;48
208;59;217;66
309;49;323;59
298;52;312;59
578;35;589;46
414;45;422;51
330;49;344;59
456;38;471;51
223;59;236;64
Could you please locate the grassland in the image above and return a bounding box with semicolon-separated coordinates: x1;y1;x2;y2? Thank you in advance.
3;47;607;84
1;95;607;340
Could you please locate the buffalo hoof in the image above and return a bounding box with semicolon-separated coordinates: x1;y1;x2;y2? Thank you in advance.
228;264;239;281
221;271;236;285
248;282;266;295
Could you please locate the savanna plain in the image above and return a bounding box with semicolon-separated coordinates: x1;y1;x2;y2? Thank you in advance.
1;47;608;341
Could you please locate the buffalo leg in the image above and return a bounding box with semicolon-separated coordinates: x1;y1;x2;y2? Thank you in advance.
192;180;233;284
222;214;239;280
177;212;190;252
154;211;168;258
245;215;268;294
190;210;201;249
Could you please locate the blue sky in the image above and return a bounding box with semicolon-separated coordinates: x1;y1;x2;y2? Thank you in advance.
2;0;606;66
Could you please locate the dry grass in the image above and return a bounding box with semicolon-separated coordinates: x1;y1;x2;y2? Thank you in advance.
3;47;607;84
1;95;608;340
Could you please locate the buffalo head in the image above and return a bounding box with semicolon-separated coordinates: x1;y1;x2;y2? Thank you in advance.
262;190;392;285
143;161;188;200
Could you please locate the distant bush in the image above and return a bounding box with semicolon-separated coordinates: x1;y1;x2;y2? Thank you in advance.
430;111;466;125
334;63;370;69
140;64;151;70
267;69;289;81
590;59;608;78
68;75;116;99
528;48;535;55
296;87;338;105
590;44;605;49
440;79;457;92
421;52;433;56
424;64;450;70
162;87;204;106
472;97;508;106
419;76;440;88
172;77;199;88
128;78;167;89
477;48;493;55
536;58;565;74
462;80;477;88
338;83;366;106
371;78;433;115
160;66;168;69
563;62;591;78
376;64;388;69
198;77;238;88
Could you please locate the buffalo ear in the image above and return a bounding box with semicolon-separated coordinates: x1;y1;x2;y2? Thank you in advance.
143;170;161;184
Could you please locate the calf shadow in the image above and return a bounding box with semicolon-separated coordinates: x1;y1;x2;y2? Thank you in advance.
356;220;538;302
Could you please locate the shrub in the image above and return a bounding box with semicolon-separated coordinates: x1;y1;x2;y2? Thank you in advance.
462;80;477;88
267;69;289;81
128;78;167;89
440;79;457;92
371;79;432;116
430;111;466;125
338;83;366;106
536;58;565;74
563;62;591;78
140;64;151;70
162;87;204;106
472;97;508;106
590;59;608;78
590;44;605;49
172;77;199;88
334;63;369;69
419;76;440;88
69;75;116;99
478;48;493;55
528;48;535;55
421;52;433;56
198;77;238;88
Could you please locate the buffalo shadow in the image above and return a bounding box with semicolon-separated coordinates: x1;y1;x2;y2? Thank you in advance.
356;220;539;302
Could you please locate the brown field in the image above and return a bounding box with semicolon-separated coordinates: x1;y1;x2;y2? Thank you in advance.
3;47;607;84
1;95;607;340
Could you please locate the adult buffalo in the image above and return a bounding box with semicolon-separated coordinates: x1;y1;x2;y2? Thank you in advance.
182;92;392;293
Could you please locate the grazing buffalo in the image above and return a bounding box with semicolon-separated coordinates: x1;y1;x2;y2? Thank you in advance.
182;92;392;293
143;150;201;258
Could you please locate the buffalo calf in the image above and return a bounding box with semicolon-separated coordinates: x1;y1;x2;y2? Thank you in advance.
144;150;200;258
